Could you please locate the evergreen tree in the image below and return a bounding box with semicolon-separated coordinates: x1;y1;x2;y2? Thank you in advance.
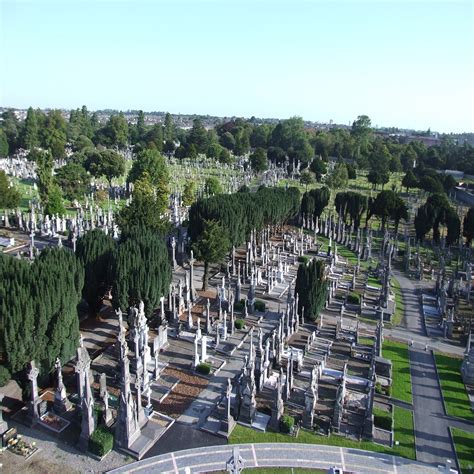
44;184;66;216
192;219;230;291
463;208;474;247
402;169;418;192
76;229;115;317
0;170;21;210
111;227;171;317
0;247;83;376
21;107;40;149
295;259;328;321
0;129;9;157
55;162;90;201
118;173;169;233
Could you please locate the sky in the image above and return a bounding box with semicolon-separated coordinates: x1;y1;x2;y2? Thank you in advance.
1;0;473;133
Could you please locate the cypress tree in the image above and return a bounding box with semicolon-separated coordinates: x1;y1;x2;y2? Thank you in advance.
295;259;328;321
111;227;171;317
76;229;115;317
0;248;83;376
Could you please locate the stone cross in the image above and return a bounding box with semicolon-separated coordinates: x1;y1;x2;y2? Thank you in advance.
27;360;40;421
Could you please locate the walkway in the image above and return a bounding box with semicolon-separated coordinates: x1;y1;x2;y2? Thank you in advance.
108;442;444;474
393;271;460;467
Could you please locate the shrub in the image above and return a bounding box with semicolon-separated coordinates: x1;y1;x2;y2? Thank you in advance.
0;365;11;387
375;382;383;394
280;415;294;433
383;385;392;397
196;362;212;375
233;299;245;312
298;256;309;264
235;319;245;330
254;300;266;312
347;292;360;305
89;426;113;457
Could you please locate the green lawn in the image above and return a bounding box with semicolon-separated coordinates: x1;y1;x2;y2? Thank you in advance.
435;353;474;422
451;428;474;474
390;277;405;327
359;336;374;346
229;406;415;460
382;340;412;403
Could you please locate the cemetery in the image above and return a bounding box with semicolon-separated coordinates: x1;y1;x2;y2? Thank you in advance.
0;110;473;474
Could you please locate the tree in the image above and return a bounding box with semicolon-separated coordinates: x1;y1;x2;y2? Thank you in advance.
419;175;444;194
219;148;233;165
368;190;407;231
0;247;83;376
76;229;115;317
96;113;129;148
127;149;169;188
117;174;168;233
267;146;286;165
309;158;327;181
335;191;368;229
300;171;314;190
111;227;171;317
402;169;418;192
250;148;268;173
182;180;197;206
188;118;208;154
44;184;66;216
192;220;230;291
20;107;40;149
346;163;357;180
205;177;223;196
0;129;9;157
351;115;372;138
301;187;330;225
463;208;474;246
0;170;21;210
163;112;175;142
414;204;434;243
55;163;90;201
85;149;126;186
295;259;328;321
43;110;67;160
327;163;348;190
34;149;54;204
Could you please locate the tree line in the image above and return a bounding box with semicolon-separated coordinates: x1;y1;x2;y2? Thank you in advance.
0;226;171;384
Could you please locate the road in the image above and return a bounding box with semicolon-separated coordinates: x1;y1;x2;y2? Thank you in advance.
109;442;445;474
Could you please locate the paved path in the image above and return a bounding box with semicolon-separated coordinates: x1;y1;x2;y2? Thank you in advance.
108;442;445;474
393;270;460;467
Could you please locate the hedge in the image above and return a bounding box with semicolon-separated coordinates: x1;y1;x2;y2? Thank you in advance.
235;319;245;330
89;426;113;457
196;362;212;375
280;415;294;433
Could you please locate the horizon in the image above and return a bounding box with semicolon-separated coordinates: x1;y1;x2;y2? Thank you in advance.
1;0;473;134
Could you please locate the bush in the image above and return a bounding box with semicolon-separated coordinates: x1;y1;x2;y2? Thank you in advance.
280;415;294;433
233;299;245;312
196;362;212;375
89;426;113;457
0;365;11;387
347;292;360;305
383;385;392;397
235;319;245;330
375;382;383;394
298;256;309;264
254;300;266;312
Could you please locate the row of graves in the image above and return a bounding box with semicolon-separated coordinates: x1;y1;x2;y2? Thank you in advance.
195;215;398;447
